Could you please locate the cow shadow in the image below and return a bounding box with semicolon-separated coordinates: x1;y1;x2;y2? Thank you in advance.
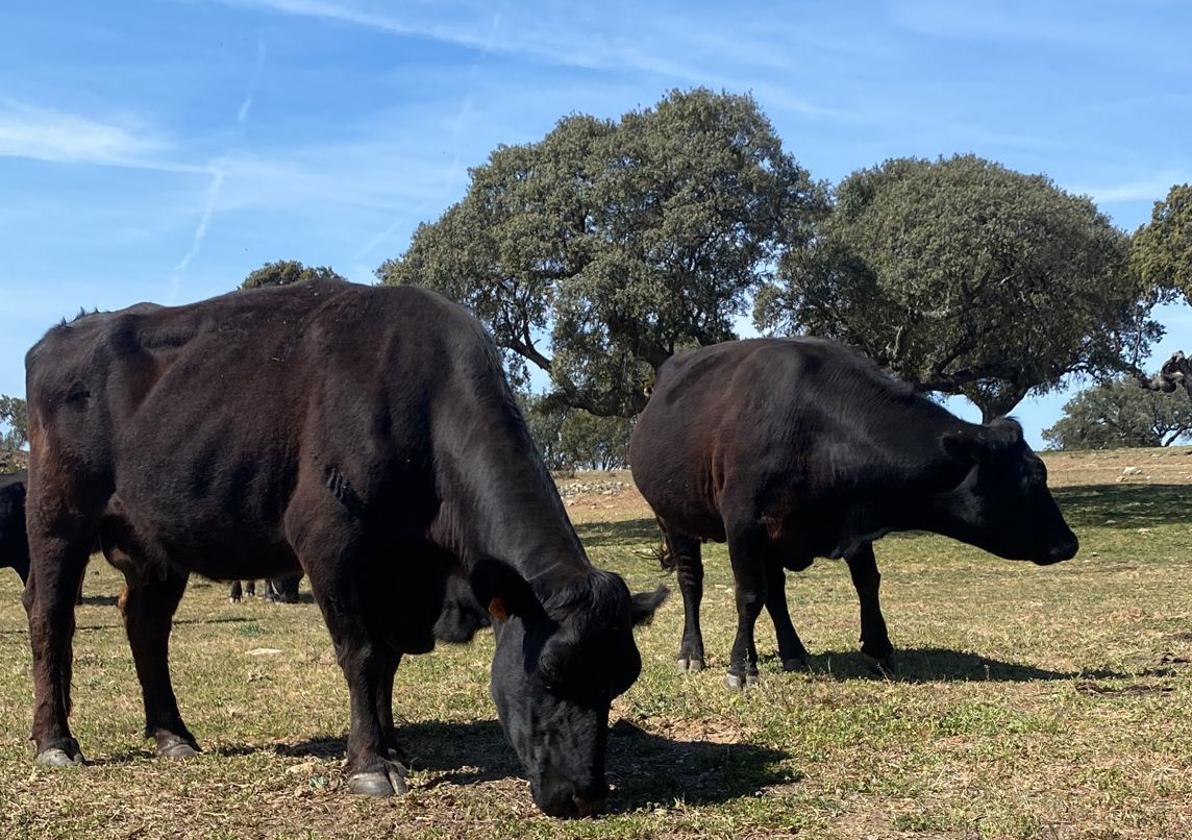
575;517;662;548
574;485;1189;546
271;718;790;809
795;647;1126;682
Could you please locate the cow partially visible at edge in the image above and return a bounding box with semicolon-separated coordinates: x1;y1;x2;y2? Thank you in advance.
630;338;1077;689
22;279;664;818
1;470;29;585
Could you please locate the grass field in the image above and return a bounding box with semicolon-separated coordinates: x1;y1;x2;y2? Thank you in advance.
1;448;1191;839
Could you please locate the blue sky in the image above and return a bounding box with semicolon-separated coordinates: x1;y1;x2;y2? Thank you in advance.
1;0;1190;446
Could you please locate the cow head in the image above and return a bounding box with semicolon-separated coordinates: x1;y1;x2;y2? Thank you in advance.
938;419;1078;565
486;569;665;817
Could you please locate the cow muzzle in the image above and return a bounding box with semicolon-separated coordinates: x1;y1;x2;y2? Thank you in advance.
535;777;609;818
1038;534;1079;565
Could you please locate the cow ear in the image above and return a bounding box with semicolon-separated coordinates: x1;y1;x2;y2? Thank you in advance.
630;586;668;627
941;428;984;463
465;557;540;623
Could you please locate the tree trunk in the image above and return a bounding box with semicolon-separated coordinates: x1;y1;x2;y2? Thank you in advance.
974;385;1031;424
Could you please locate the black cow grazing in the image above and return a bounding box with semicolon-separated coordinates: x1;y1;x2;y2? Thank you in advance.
630;338;1078;689
228;574;302;603
1;470;29;585
22;280;664;818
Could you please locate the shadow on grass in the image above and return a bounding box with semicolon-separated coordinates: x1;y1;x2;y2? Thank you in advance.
267;718;789;809
78;593;119;607
1040;484;1185;530
575;517;663;548
574;486;1189;549
796;647;1126;682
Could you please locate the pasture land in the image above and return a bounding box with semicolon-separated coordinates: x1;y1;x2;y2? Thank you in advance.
1;448;1191;839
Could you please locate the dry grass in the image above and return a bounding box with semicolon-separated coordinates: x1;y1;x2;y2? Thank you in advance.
2;448;1191;839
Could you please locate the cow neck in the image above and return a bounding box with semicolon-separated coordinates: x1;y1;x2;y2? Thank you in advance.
857;397;979;534
435;401;590;602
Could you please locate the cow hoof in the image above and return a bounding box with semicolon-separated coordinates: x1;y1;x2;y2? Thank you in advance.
864;652;897;677
676;657;705;672
157;737;200;760
35;747;84;768
347;766;409;797
782;656;810;672
724;671;757;690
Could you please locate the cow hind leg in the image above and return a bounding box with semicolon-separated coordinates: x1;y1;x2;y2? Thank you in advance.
662;525;706;672
763;559;810;671
23;527;92;766
120;565;198;758
287;499;406;797
847;543;895;674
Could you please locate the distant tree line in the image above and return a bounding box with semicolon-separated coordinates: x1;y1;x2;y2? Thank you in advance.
1044;379;1192;450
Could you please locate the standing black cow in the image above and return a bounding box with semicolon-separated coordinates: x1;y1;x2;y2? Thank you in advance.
23;280;663;817
630;338;1078;688
1;470;29;585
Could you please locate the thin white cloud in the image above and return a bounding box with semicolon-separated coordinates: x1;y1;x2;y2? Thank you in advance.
238;40;268;124
205;0;841;91
0;101;194;171
1073;172;1189;205
353;6;501;261
171;163;228;282
170;40;270;293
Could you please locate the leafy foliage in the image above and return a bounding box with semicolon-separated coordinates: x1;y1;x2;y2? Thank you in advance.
1131;183;1192;304
241;260;346;290
380;88;827;416
756;155;1157;420
519;393;633;471
1043;378;1192;450
518;393;569;471
0;395;27;450
557;411;634;471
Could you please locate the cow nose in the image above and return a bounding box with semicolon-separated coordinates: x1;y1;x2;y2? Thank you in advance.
572;792;608;818
1047;535;1079;563
537;776;608;818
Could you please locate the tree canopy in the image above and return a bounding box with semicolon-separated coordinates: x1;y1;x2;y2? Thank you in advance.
379;88;827;415
1043;378;1192;450
242;260;346;290
755;154;1157;420
1131;183;1192;304
0;395;28;450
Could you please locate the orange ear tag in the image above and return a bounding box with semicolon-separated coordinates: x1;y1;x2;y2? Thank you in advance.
488;596;509;621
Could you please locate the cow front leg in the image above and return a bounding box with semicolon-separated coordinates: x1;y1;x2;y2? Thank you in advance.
665;527;706;672
846;543;895;674
318;616;406;796
23;528;91;766
725;528;767;690
375;647;410;769
120;565;198;758
763;559;810;671
289;503;406;797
